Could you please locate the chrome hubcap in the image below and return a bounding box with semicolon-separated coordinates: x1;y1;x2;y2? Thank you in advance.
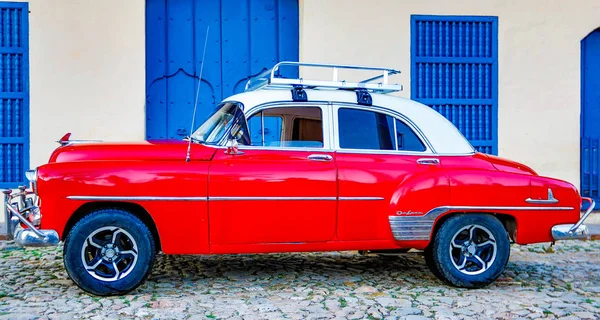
449;224;497;275
81;226;138;282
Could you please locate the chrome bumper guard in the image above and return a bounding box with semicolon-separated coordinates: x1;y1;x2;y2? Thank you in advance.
551;197;595;241
3;188;59;247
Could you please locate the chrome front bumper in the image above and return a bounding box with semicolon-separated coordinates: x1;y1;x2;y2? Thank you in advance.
551;197;595;241
3;189;59;247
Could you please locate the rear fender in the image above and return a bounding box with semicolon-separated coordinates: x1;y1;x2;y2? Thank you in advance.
388;171;450;248
444;170;580;244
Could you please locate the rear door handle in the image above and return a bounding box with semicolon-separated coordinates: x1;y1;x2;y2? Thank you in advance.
308;154;333;162
417;158;440;165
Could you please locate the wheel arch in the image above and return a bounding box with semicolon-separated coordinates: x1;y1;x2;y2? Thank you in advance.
63;201;162;251
431;211;517;243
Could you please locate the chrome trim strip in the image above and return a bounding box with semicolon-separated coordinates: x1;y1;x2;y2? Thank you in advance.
68;195;386;202
525;199;559;204
335;149;477;157
339;197;384;201
441;206;574;211
331;102;437;154
210;196;336;201
261;110;265;146
389;207;448;241
389;205;576;241
239;101;477;156
242;103;333;150
526;188;559;204
67;196;208;201
440;205;574;211
393;119;398;150
222;145;335;153
336;149;430;156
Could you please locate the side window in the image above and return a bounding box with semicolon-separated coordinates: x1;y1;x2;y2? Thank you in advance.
338;108;394;150
247;107;324;148
338;108;425;152
395;119;426;152
248;113;282;146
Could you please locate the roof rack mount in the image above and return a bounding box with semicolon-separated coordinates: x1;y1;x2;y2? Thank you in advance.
244;61;403;94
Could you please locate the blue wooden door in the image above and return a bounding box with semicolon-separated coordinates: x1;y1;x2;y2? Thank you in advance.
411;15;498;154
581;29;600;202
0;3;28;188
145;0;299;140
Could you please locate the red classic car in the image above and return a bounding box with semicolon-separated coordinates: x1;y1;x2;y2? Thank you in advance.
3;62;595;296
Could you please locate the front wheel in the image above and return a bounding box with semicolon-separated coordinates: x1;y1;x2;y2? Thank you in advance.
425;214;510;288
63;209;156;296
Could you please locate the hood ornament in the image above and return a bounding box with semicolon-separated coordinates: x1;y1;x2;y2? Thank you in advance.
56;132;102;146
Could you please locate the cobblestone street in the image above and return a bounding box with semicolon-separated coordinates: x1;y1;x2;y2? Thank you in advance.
0;240;599;319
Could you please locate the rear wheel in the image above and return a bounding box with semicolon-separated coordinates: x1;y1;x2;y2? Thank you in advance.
63;208;156;296
425;214;510;288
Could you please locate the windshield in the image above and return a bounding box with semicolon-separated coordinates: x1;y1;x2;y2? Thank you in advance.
190;102;250;145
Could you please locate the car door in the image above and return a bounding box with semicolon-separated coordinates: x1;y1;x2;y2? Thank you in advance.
208;103;337;245
333;105;450;241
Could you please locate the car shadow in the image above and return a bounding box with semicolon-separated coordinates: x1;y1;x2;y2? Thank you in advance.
145;252;437;289
140;250;600;296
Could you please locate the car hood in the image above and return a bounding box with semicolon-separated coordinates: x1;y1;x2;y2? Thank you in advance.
48;140;217;163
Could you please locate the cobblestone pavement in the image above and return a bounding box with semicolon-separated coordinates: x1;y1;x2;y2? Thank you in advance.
0;241;599;320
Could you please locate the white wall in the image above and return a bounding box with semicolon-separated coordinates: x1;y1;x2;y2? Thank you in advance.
8;0;146;168
300;0;600;188
3;0;599;188
2;1;599;231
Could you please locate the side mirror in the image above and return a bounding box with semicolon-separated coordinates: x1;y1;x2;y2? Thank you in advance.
225;138;244;155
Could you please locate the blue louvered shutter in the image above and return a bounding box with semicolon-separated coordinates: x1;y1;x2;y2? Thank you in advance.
0;3;28;188
411;15;498;154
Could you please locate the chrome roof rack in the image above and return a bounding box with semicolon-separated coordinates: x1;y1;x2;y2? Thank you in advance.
244;61;402;94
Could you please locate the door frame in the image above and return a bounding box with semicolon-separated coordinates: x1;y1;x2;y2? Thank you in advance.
580;28;600;204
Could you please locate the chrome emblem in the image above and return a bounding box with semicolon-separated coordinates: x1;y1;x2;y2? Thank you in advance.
396;210;424;216
525;188;559;204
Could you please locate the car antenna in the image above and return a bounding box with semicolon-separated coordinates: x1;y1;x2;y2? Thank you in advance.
186;26;210;162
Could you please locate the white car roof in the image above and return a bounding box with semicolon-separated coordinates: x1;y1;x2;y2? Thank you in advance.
223;89;475;155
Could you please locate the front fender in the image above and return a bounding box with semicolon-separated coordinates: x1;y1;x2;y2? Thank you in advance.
36;160;210;254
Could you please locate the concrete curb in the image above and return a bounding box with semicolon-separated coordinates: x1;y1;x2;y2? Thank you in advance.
586;212;600;224
588;224;600;240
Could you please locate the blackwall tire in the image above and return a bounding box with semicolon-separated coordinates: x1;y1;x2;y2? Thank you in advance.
63;208;156;296
427;214;510;288
424;246;443;280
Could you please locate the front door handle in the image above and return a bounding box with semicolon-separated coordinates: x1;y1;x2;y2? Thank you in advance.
417;158;440;165
308;154;333;162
